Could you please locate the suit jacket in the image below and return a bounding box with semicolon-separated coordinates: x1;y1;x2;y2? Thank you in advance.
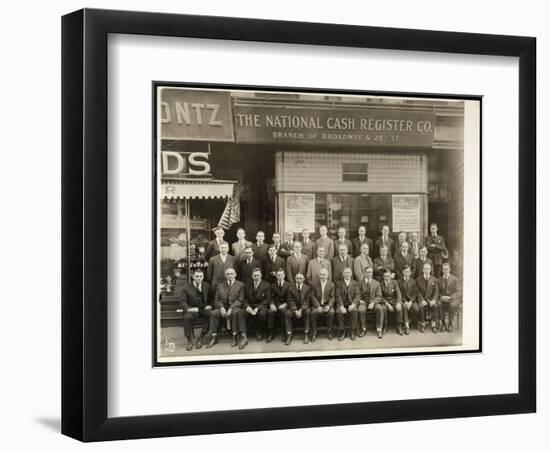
204;239;225;261
425;234;447;265
214;280;245;309
331;255;354;283
398;277;418;303
270;280;291;307
307;257;332;285
207;254;236;288
359;278;383;305
353;255;373;282
180;281;212;311
408;240;422;258
333;238;353;256
335;279;360;308
416;274;439;303
380;279;402;304
286;253;309;284
373;256;395;281
310;280;335;308
374;236;394;259
278;241;295;259
263;255;286;284
300;239;316;261
244;279;271;308
414;257;434;278
351;236;374;258
394;252;416;279
231;239;252;260
437;274;461;301
238;257;262;284
251;242;269;263
315;236;335;260
288;283;310;310
393;241;412;258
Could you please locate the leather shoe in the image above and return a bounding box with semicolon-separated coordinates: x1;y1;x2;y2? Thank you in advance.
231;335;238;347
350;332;357;341
358;328;366;337
185;340;193;351
256;332;262;342
285;334;292;345
377;330;383;339
266;332;274;343
311;333;317;343
404;326;410;335
327;332;333;341
238;336;248;349
195;336;203;349
304;333;310;344
338;331;346;341
397;325;403;336
432;326;438;334
420;324;425;333
447;323;453;333
206;335;217;348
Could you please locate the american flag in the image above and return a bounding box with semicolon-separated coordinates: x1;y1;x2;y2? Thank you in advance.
217;188;240;229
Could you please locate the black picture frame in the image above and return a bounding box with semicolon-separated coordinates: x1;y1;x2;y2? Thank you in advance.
62;8;536;442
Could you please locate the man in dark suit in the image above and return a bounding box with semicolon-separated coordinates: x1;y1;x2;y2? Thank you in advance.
331;243;354;283
374;225;394;258
360;267;383;337
394;241;416;280
335;267;360;340
206;242;236;288
251;231;269;264
278;230;296;259
380;269;404;336
264;245;286;284
425;223;447;278
414;246;434;277
409;231;421;259
397;265;417;335
300;228;316;261
204;226;226;261
333;227;353;256
351;225;373;258
286;241;309;284
316;225;335;260
238;246;262;284
179;270;213;351
270;268;291;342
437;263;461;332
244;268;275;342
285;273;310;344
210;267;247;349
394;232;410;258
310;268;336;341
373;245;395;281
271;232;283;255
416;260;440;333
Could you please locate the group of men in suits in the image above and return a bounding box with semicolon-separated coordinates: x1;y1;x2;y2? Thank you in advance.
176;223;458;350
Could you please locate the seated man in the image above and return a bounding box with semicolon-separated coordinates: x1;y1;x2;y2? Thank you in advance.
285;273;311;345
179;269;213;351
380;269;404;336
245;267;275;343
437;262;461;332
334;267;361;341
360;266;383;337
416;261;440;333
210;267;247;349
397;265;417;335
309;268;336;341
270;268;290;342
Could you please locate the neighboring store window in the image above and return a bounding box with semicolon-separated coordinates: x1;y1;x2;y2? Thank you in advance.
342;163;368;182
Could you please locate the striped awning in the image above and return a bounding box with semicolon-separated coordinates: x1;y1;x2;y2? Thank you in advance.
161;179;236;200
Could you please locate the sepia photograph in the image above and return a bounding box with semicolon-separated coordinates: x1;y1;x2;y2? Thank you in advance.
154;85;480;365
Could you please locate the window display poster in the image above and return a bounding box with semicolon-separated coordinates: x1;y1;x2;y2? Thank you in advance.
392;194;420;232
285;193;315;232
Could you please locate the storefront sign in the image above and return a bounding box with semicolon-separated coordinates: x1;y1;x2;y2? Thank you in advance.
234;105;435;147
160;89;235;141
161;151;211;177
392;195;421;232
284;194;315;233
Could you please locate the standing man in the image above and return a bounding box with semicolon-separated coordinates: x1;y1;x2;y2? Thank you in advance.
264;245;286;284
394;241;416;280
316;225;335;260
179;269;212;351
271;232;283;255
310;268;335;341
394;232;410;257
409;231;421;259
300;228;316;261
206;242;236;289
335;267;360;340
360;267;382;337
353;243;373;282
244;268;275;342
286;273;311;344
251;231;270;265
278;231;296;259
373;245;395;282
286;241;309;284
414;246;434;277
425;222;447;278
334;227;353;256
374;225;395;258
238;246;262;285
205;226;226;261
213;267;247;349
331;243;354;283
397;265;417;335
416;261;440;333
380;269;404;336
307;246;332;285
271;268;291;342
232;228;252;261
437;263;461;332
351;225;373;259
